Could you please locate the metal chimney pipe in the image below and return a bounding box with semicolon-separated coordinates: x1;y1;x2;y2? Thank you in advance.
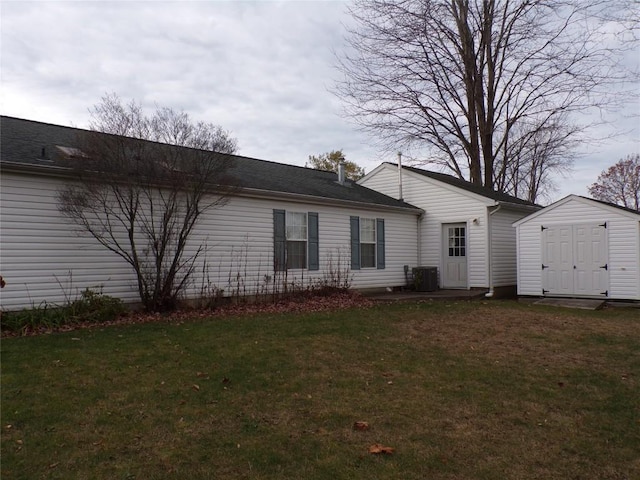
338;160;346;184
397;152;404;200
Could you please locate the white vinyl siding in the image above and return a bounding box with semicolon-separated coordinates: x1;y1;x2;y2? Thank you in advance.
490;208;528;287
362;165;491;288
0;171;419;310
515;196;640;300
0;173;140;308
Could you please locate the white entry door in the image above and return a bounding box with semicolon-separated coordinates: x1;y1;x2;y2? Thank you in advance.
442;223;467;288
542;223;608;296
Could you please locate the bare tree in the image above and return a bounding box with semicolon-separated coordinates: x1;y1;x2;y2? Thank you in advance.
58;95;239;312
495;114;578;203
588;154;640;211
306;150;365;180
335;0;638;201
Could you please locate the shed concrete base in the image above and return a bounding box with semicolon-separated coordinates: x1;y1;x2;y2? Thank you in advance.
528;297;606;310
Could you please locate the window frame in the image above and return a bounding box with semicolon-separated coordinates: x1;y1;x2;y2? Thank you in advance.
273;209;319;272
359;217;377;268
350;216;385;271
285;211;308;270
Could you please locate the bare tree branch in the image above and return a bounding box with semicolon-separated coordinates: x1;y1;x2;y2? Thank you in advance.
335;0;638;201
58;94;239;311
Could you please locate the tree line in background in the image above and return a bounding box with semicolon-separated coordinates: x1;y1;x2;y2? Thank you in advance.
335;0;638;202
589;154;640;211
306;150;365;180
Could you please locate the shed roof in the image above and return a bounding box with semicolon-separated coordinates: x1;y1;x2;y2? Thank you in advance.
512;194;640;227
578;195;640;216
1;116;421;213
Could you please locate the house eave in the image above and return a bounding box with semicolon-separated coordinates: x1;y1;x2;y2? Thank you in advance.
495;201;542;213
235;187;424;215
1;160;424;215
1;160;73;178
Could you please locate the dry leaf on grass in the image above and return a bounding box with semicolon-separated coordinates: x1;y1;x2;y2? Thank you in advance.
353;421;370;431
369;443;395;454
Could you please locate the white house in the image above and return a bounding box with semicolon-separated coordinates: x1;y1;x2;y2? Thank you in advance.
360;163;540;296
513;195;640;300
0;116;422;310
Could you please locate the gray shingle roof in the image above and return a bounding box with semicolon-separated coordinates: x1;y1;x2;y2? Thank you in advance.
578;195;640;216
389;162;538;206
1;116;420;212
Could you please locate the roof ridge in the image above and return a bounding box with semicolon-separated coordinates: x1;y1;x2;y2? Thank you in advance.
1;116;420;212
384;162;537;206
0;115;339;176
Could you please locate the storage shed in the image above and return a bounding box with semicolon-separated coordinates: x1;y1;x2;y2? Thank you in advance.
513;195;640;300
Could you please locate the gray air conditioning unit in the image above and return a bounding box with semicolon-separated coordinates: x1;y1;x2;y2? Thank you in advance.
412;266;438;292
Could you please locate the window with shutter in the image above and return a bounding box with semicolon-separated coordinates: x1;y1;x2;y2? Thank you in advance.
351;216;385;269
273;210;319;271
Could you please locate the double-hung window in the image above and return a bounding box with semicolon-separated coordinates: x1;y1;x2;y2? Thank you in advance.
285;212;307;269
350;216;385;270
273;209;319;271
360;218;376;268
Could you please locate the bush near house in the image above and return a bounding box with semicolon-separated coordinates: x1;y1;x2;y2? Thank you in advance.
1;289;125;335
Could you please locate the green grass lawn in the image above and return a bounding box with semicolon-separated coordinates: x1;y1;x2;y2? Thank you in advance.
2;300;639;479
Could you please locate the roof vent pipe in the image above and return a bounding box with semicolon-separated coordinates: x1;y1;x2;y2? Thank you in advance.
397;152;404;201
338;159;346;185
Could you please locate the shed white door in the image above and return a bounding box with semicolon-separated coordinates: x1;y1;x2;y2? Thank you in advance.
542;223;608;296
442;224;467;288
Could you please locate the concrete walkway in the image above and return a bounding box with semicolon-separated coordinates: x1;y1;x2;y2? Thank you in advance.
364;289;487;302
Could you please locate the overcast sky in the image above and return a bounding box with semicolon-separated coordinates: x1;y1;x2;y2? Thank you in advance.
2;1;638;204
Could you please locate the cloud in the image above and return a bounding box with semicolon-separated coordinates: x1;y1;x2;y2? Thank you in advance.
1;1;637;202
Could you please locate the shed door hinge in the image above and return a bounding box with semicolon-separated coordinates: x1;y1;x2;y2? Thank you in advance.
541;225;547;231
600;264;608;270
542;289;549;294
542;264;548;270
599;222;607;228
601;290;608;296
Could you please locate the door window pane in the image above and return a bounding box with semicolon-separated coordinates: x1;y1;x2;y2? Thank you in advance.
448;226;466;257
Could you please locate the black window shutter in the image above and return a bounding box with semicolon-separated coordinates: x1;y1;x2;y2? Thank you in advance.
308;212;319;271
376;218;385;269
273;209;286;271
350;216;360;270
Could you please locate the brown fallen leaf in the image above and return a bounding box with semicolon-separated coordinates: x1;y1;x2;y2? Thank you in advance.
196;372;208;378
369;443;395;455
353;421;370;431
192;384;200;391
